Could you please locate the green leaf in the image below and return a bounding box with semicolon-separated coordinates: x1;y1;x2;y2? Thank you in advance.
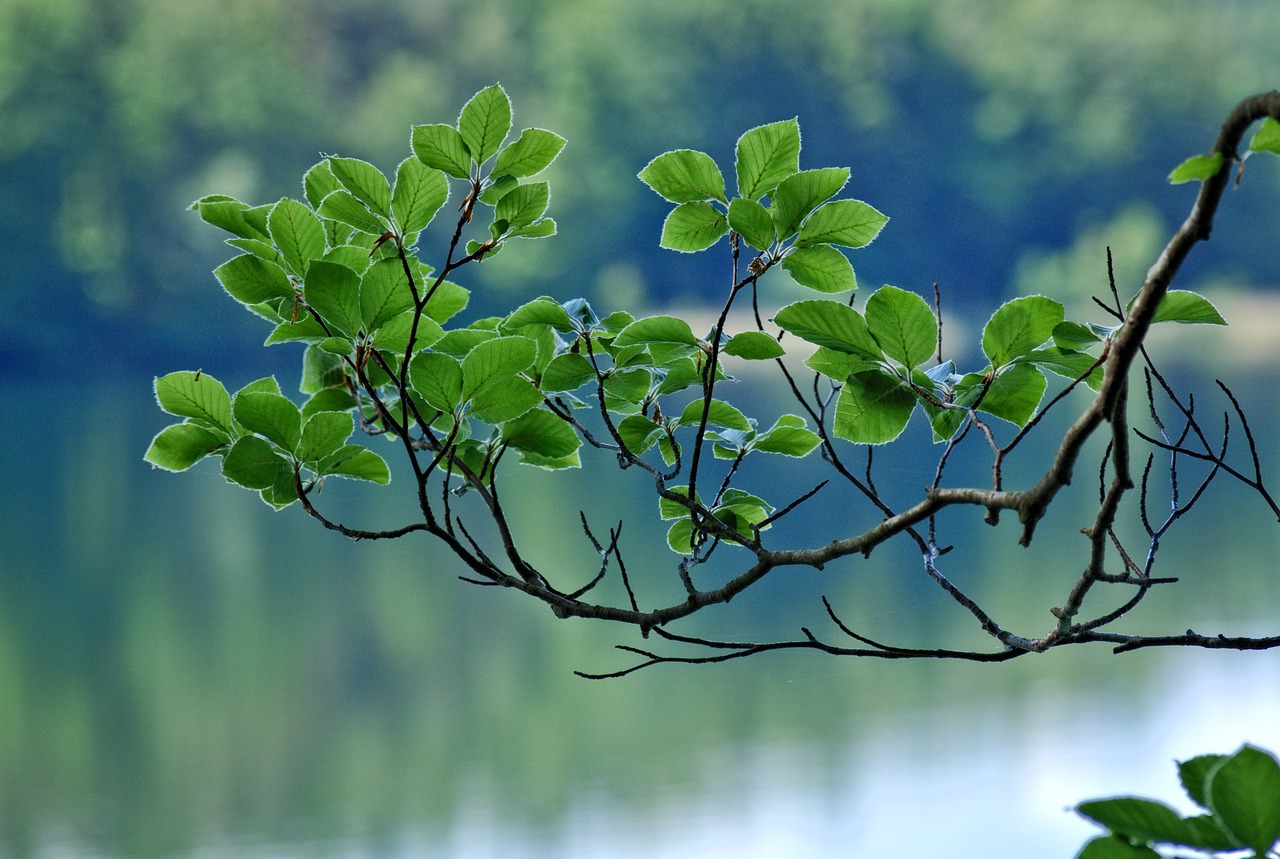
328;156;392;218
509;218;556;239
505;298;576;333
833;369;915;445
638;149;727;204
1168;151;1224;184
299;345;346;395
324;448;390;484
469;376;542;424
805;346;874;382
222;435;291;490
213;254;295;306
298;411;354;462
617;415;664;453
1053;320;1103;351
782;244;855;293
666;517;696;554
603;368;652;407
1179;755;1228;811
660;201;729;252
678;399;752;432
301;388;357;421
728;197;776;250
494;127;567;178
318;190;388;235
359;257;414;332
303;259;363;337
501;409;581;462
459;84;512;165
303;161;342;209
982;295;1065;366
754;415;821;457
1076;797;1196;846
797;198;888;248
1150;290;1227;325
155;371;232;433
409;352;464;412
774;299;883;359
979;363;1046;426
411;123;472;179
1249;117;1280;155
772;168;850;239
735;118;801;199
1074;835;1162;859
461;336;537;400
1019;346;1103;390
144;423;225;471
423;280;470;324
495;182;550;229
267;198;326;277
613;315;702;348
391;156;449;235
723;331;785;360
265;314;327;346
865;285;938;369
541;353;597;392
1206;745;1280;853
233;391;302;452
191;196;268;240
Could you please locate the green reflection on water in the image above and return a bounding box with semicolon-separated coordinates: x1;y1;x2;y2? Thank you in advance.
1;374;1277;856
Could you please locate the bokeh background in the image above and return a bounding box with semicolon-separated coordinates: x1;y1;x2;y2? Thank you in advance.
4;1;1280;856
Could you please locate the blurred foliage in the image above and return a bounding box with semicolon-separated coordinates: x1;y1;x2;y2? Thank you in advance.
3;0;1280;378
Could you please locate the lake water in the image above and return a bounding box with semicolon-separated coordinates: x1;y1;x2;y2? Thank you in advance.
3;376;1279;858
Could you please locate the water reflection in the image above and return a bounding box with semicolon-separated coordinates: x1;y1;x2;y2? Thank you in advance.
3;378;1278;858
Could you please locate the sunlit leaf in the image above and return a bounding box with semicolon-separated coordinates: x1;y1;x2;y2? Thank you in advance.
982;295;1065;366
782;244;855;293
735;119;801;199
833;369;915;444
865;284;938;369
772;168;849;239
144;423;225;472
797;198;888;248
660;201;729;252
638;149;727;204
458;84;512;165
1168;152;1224;184
774;299;882;359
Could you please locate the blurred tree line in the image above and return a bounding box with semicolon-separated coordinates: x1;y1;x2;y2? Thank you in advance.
4;0;1279;377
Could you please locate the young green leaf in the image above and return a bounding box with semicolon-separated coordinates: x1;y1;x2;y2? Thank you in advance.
303;161;342;209
727;197;776;250
617;415;664;453
782;244;855;293
303;259;363;337
191;196;269;240
144;423;225;471
1018;347;1103;390
660;201;729;252
495;182;550;230
494;127;567;178
423;280;470;324
324;448;391;484
267;198;326;277
301;388;357;421
328;157;392;219
411;124;472;179
505;298;576;333
222;435;291;490
833;369;915;445
773;299;883;359
1178;755;1228;811
1168;152;1224;184
797;199;888;248
1076;798;1194;846
1249;117;1280;155
638;149;727;204
299;345;346;395
865;285;938;369
613;315;702;348
391;156;449;235
461;336;537;400
753;415;821;457
501;408;581;462
360;257;414;333
1205;745;1280;853
155;371;233;433
666;517;697;554
469;376;543;424
735;118;801;200
459;84;512;165
1150;290;1227;325
1053;320;1103;351
979;363;1046;426
233;391;303;452
982;295;1065;366
509;218;556;239
723;331;785;360
678;399;752;432
409;352;464;412
805;346;874;382
317;190;388;235
213;254;295;306
297;411;354;462
541;353;597;392
772;168;850;239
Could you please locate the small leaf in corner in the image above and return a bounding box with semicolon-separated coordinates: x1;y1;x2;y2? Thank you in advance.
1168;152;1224;184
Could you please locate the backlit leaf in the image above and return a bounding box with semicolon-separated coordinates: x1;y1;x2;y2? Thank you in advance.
1168;152;1224;184
723;331;785;360
797;199;888;248
982;295;1065;366
222;435;290;490
865;284;938;369
391;156;449;235
660;201;729;252
494;127;567;178
144;423;225;471
772;168;849;239
833;369;915;444
411;124;472;179
328;157;392;218
735;119;801;199
233;391;302;452
774;299;883;359
303;260;363;337
214;254;295;306
459;84;512;165
155;371;232;432
782;244;855;293
267;198;326;277
638;149;727;204
728;197;776;250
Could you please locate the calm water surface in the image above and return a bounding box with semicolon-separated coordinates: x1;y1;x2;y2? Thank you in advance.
3;379;1278;858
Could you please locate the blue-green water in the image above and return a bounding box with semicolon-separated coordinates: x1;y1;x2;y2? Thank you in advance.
2;375;1278;858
